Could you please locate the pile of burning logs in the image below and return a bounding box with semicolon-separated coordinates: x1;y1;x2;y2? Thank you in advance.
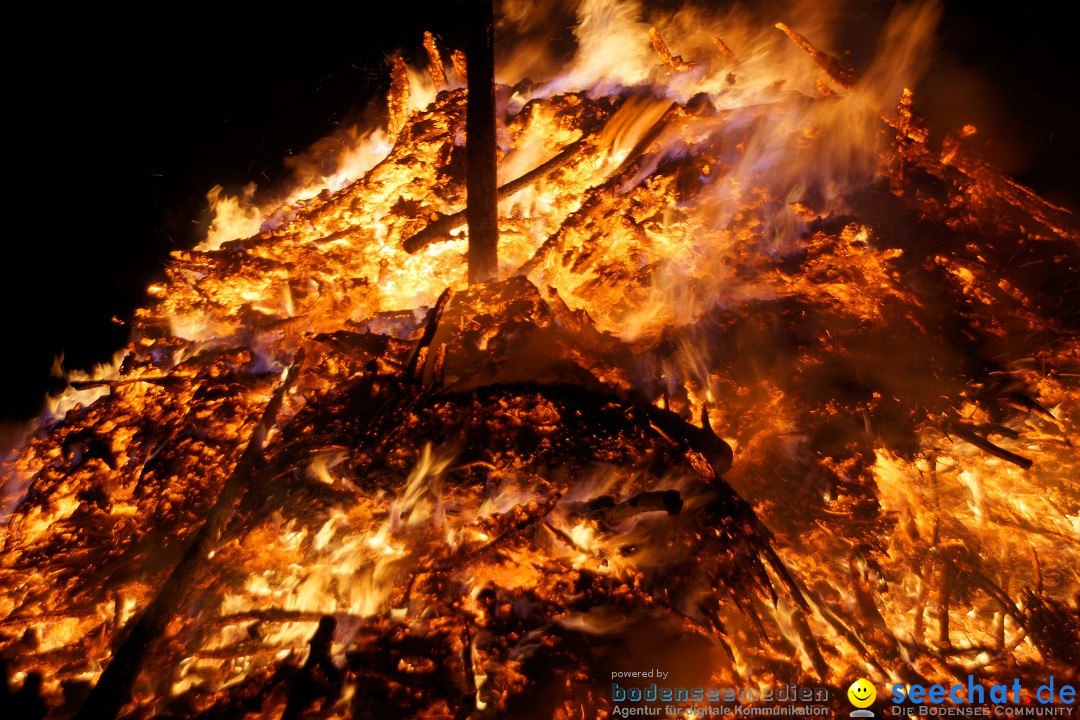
3;7;1080;719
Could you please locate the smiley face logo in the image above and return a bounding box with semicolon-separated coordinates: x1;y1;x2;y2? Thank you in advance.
847;678;877;708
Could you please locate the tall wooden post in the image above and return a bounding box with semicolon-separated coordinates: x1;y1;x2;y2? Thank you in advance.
464;0;499;284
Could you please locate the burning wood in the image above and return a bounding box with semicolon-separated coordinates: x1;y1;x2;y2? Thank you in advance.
423;32;448;89
712;35;738;66
402;135;591;254
648;27;691;72
2;2;1079;719
774;22;859;89
73;357;304;720
451;49;467;82
387;57;411;137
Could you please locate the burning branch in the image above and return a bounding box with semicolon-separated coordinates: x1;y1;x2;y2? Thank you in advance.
405;287;454;381
648;27;691;71
451;48;467;81
774;22;859;88
712;35;739;65
73;357;304;720
387;56;411;136
403;137;589;253
949;422;1034;470
423;31;448;89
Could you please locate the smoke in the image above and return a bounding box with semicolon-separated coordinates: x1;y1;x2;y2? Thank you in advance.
604;0;944;343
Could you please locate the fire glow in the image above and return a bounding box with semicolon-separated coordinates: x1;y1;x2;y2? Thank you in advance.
2;1;1079;719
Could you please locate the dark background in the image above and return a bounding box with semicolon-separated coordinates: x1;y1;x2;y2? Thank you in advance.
2;2;1077;423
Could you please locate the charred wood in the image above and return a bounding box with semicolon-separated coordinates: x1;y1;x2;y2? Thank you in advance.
774;22;859;88
73;357;303;720
949;422;1033;470
464;0;499;283
281;616;343;720
423;31;448;89
387;57;411;137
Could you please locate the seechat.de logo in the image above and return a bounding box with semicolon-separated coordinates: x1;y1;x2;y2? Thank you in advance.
847;678;877;718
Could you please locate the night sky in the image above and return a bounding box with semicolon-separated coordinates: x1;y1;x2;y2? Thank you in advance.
2;2;1077;425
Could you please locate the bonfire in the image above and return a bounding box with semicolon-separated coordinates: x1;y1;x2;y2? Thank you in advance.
2;1;1078;719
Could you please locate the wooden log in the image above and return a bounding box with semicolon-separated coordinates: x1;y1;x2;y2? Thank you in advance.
648;27;690;71
403;137;588;253
464;0;499;283
73;357;302;720
949;423;1033;470
451;49;467;82
424;31;448;88
405;287;454;380
713;36;739;65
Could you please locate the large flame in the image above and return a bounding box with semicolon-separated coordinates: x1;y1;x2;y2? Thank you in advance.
2;1;1078;718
